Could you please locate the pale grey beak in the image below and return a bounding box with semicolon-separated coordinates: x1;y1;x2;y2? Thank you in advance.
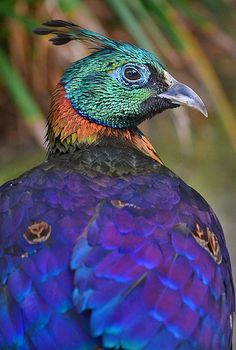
158;74;208;117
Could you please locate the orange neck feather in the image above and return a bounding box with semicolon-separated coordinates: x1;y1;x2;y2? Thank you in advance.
48;84;162;163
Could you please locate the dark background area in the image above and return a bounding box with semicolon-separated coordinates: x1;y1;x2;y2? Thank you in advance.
0;0;236;344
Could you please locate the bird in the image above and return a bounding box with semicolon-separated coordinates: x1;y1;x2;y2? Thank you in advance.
0;19;234;350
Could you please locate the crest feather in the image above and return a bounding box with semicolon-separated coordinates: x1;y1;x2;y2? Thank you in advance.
33;19;121;50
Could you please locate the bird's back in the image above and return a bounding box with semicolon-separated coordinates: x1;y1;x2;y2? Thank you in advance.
0;146;234;349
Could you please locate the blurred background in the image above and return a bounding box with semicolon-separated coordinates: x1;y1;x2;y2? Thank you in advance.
0;0;236;342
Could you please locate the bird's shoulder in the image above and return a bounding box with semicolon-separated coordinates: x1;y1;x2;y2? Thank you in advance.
0;145;232;261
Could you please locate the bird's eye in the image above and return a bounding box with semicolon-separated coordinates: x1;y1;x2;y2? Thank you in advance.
110;63;150;87
123;67;141;82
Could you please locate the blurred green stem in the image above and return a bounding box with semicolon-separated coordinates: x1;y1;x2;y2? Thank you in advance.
106;0;156;52
165;5;236;148
0;47;43;123
0;47;45;147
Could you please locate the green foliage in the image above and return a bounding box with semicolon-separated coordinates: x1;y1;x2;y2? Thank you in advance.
0;48;43;123
0;0;235;155
0;0;235;148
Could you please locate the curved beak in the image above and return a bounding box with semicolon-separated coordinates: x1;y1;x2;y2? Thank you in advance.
158;73;208;117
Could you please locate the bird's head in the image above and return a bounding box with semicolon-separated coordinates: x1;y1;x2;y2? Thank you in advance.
61;46;176;128
35;20;207;159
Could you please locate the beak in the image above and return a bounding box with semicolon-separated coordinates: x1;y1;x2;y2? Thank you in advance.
158;73;208;117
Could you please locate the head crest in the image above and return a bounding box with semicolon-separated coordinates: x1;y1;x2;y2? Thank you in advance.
34;19;122;51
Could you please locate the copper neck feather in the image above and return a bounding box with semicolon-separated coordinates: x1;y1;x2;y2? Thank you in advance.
47;84;162;164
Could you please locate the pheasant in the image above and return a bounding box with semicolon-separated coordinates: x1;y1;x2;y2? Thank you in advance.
0;20;234;349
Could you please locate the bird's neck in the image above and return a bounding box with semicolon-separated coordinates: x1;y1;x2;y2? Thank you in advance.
47;83;162;163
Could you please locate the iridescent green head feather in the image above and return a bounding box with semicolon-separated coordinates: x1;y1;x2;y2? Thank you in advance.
34;20;207;130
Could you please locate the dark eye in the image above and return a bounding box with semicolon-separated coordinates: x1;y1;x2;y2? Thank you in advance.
124;67;141;81
110;63;150;87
